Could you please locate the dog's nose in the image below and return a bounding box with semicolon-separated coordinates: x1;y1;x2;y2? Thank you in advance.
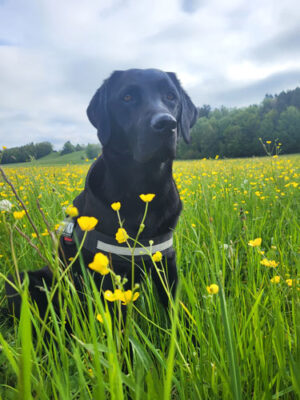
151;113;177;133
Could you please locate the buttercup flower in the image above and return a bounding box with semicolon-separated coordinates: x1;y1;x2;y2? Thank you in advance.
111;202;121;211
13;210;26;220
104;289;139;305
96;313;103;323
120;290;140;305
139;194;155;203
260;258;279;268
271;276;280;284
65;205;79;217
115;227;129;243
286;279;293;287
206;284;219;294
104;290;117;302
248;238;262;247
96;311;110;323
104;289;123;302
152;251;162;262
88;252;110;275
77;216;98;231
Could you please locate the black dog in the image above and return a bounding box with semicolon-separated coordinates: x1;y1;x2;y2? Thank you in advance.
6;68;198;320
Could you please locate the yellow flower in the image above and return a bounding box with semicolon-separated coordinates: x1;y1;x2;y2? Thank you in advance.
270;276;280;284
111;202;121;211
120;290;140;305
104;289;122;302
104;289;139;305
104;290;117;302
152;251;162;262
215;155;219;159
96;313;103;323
13;210;26;220
2;146;7;150
286;279;293;287
31;233;37;238
139;194;155;203
88;252;110;275
115;227;129;243
65;205;79;217
248;238;262;247
206;284;219;294
260;258;279;268
77;216;98;231
96;311;110;323
266;141;272;144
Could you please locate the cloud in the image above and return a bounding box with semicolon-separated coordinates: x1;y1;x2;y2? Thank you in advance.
195;69;300;108
181;0;204;14
0;0;300;148
250;25;300;63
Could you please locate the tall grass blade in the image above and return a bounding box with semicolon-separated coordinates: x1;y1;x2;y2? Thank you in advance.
218;279;242;400
18;285;32;400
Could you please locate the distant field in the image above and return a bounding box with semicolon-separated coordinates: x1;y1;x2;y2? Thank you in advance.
1;150;95;167
0;155;299;399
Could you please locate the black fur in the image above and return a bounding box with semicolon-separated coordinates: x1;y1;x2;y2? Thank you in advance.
6;68;198;320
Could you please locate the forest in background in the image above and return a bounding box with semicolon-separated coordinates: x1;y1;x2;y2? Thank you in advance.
1;87;300;164
0;141;101;164
177;87;300;159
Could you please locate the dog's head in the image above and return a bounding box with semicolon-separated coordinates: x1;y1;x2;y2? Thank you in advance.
87;68;198;163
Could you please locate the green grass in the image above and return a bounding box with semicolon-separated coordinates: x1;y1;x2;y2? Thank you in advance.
0;155;299;399
2;150;95;167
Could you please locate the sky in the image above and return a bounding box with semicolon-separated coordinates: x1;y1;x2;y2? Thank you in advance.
1;0;300;149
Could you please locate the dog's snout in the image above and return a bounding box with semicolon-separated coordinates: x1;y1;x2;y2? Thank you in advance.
151;113;177;133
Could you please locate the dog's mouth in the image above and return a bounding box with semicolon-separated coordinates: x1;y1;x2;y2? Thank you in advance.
132;129;177;163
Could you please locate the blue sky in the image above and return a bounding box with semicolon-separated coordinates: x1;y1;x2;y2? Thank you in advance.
1;0;300;149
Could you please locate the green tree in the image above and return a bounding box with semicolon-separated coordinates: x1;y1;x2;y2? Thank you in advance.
61;141;75;155
277;106;300;153
35;142;53;159
85;143;101;159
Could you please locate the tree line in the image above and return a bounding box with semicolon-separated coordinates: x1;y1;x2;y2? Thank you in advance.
1;87;300;163
0;141;101;164
177;87;300;159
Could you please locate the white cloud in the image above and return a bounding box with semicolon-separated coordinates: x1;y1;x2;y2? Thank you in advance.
0;0;300;148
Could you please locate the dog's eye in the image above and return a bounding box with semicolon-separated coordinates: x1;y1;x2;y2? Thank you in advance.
123;94;133;102
166;92;176;101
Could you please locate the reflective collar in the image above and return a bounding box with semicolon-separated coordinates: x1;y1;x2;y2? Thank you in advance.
61;220;173;257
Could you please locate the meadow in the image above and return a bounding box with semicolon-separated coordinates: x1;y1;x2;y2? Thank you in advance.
0;154;299;399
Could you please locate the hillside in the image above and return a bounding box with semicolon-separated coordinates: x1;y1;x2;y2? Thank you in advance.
2;150;94;167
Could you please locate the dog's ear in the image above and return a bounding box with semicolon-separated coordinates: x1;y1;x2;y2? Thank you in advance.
86;79;111;146
87;71;122;146
167;72;198;143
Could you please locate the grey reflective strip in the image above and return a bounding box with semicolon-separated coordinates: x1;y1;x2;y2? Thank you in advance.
96;237;173;256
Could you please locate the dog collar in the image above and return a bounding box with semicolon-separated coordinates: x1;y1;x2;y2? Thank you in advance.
61;220;173;257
